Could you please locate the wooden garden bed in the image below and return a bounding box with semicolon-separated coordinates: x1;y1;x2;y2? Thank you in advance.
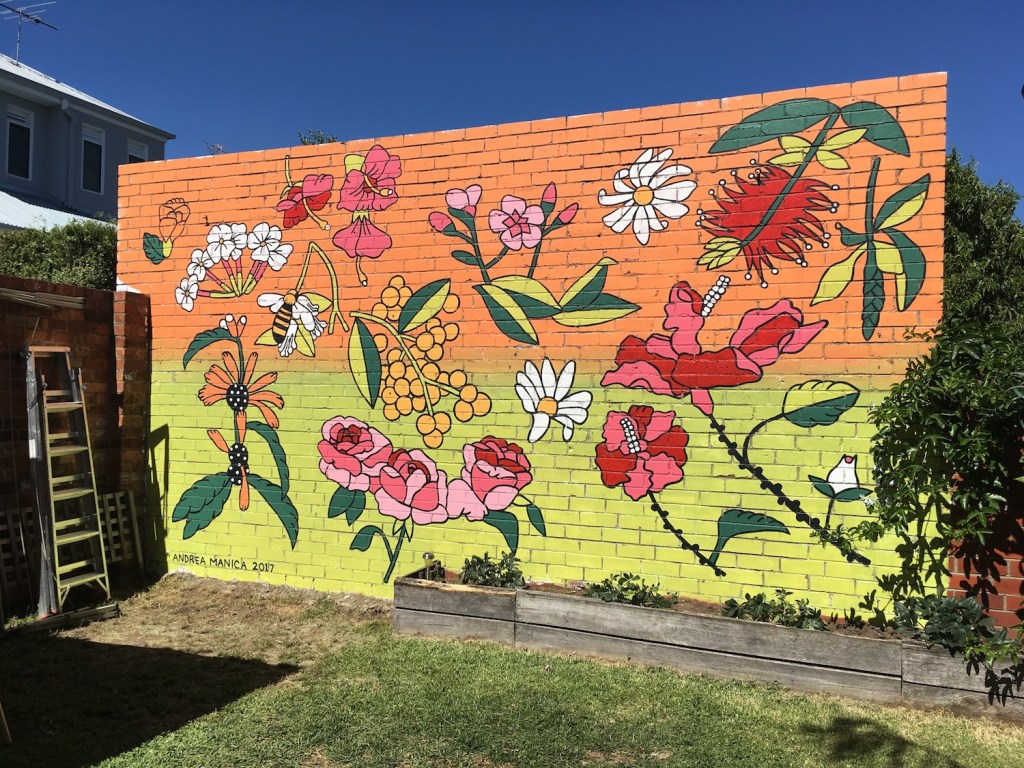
393;575;1024;722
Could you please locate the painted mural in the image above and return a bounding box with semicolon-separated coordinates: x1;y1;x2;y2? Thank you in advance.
118;74;947;607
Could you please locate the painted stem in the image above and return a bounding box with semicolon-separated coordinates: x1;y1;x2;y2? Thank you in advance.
825;498;837;529
740;412;788;466
707;413;870;565
739;111;840;251
465;218;492;284
647;492;726;577
382;524;408;583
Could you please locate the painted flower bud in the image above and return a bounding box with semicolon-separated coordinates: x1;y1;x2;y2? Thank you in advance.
428;211;456;235
540;182;557;215
556;203;579;225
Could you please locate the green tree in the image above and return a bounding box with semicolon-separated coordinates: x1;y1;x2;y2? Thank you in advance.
0;219;117;290
298;129;339;145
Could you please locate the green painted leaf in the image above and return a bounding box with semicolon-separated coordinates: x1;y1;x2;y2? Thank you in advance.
483;509;520;554
248;421;289;496
835;487;873;502
837;224;868;248
247;474;299;549
328;486;366;525
348;318;382;407
808;475;837;499
708;508;789;565
782;380;860;428
474;284;539;345
143;233;165;264
884;229;926;310
182;327;234;369
304;293;331;311
451;249;479;266
874;174;930;231
173;473;231;540
295;323;316;357
351;525;383;552
710;98;836;153
839;102;910;156
526;502;546;537
862;243;885;341
560;257;615;312
490;276;561;319
398;279;451;332
552;293;639;326
254;329;278;347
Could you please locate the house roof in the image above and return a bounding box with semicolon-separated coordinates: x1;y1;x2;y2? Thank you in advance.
0;53;175;141
0;189;109;230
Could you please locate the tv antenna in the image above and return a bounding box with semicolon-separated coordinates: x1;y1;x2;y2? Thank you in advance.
202;140;226;155
0;2;57;63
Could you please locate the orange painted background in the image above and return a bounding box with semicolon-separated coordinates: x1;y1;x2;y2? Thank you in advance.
118;74;946;607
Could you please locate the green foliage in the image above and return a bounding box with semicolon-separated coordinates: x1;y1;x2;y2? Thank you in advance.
723;589;826;631
0;219;116;289
298;129;339;145
854;150;1024;679
583;572;675;609
459;551;524;589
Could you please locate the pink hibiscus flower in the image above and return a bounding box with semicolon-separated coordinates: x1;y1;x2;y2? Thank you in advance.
331;217;393;260
276;173;333;229
337;145;401;212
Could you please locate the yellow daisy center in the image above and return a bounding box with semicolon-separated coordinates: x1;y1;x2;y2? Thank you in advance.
537;397;559;416
632;185;654;206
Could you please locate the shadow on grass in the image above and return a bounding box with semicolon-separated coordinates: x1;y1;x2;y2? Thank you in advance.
802;715;966;768
0;634;297;768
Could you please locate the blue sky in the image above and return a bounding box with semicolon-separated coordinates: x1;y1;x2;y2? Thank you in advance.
10;1;1024;215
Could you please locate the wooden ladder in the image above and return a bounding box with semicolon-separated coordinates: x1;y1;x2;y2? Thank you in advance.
29;346;111;610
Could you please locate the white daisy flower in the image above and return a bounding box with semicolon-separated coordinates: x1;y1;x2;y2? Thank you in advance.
175;276;199;312
186;248;213;281
257;292;327;357
247;222;293;271
206;223;247;262
516;359;592;443
598;148;697;245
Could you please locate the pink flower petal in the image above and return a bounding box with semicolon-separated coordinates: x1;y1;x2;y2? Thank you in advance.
664;282;705;356
500;195;526;216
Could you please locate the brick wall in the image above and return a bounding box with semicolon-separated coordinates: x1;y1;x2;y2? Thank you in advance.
117;74;956;615
0;274;149;612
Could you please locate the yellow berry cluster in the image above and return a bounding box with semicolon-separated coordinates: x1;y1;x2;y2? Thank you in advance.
371;276;491;448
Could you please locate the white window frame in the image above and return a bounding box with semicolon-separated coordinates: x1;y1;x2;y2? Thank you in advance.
82;124;105;194
127;139;148;164
6;105;33;181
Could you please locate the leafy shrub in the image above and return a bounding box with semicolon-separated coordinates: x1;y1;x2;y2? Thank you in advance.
723;589;826;631
0;219;116;290
459;552;524;589
584;572;675;609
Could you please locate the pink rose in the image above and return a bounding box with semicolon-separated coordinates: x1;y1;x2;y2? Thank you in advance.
488;195;543;250
318;417;393;492
374;449;453;525
448;437;533;521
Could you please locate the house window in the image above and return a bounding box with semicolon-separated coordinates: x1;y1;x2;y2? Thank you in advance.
127;139;147;164
7;106;32;180
82;125;104;193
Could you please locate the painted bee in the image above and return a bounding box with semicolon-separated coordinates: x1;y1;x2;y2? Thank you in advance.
257;291;327;357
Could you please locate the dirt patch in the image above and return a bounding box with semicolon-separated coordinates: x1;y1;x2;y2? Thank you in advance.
60;571;392;667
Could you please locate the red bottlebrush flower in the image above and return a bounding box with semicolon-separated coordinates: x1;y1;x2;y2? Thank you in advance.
697;165;837;286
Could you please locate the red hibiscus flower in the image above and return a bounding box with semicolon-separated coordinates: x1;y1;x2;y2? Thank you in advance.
318;417;393;493
337;145;401;212
602;279;827;415
595;406;688;501
698;165;836;286
276;173;333;229
447;437;532;521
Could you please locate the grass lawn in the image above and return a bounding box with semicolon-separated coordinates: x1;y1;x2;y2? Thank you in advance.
1;575;1022;768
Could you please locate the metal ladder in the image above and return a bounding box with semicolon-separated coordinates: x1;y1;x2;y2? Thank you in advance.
28;346;110;610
